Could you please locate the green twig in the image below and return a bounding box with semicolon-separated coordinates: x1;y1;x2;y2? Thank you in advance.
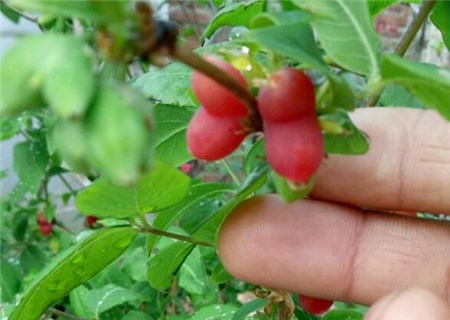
48;308;87;320
138;224;215;248
222;159;241;187
367;0;437;106
58;174;77;195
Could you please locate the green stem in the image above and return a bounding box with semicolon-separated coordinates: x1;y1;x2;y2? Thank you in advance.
368;0;437;106
136;215;214;248
48;308;87;320
58;174;77;194
395;0;437;57
222;159;241;187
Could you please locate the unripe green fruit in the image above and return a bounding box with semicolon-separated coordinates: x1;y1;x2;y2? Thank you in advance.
264;116;323;183
258;68;315;122
192;55;249;117
187;107;246;161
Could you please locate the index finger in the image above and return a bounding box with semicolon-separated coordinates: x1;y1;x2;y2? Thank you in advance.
312;107;450;214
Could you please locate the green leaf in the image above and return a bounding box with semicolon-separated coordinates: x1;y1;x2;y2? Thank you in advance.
322;73;356;111
13;138;49;197
121;247;148;282
69;285;95;319
368;0;398;17
191;304;237;320
244;139;266;174
379;84;425;109
76;160;191;219
147;241;194;290
179;247;209;295
123;311;154;320
380;54;450;120
194;166;269;244
134;63;196;108
1;117;22;140
12;210;29;242
85;284;139;317
201;0;265;41
11;0;130;23
292;0;380;77
321;309;364;320
320;111;369;155
0;34;95;119
232;298;267;320
153;104;194;167
251;11;309;29
211;262;234;284
1;2;20;23
247;22;326;71
10;226;138;320
247;21;355;109
41;37;95;119
147;182;233;253
430;1;450;51
19;245;47;275
0;259;21;303
0;36;44;117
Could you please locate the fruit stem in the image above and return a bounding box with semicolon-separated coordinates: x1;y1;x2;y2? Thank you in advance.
368;0;437;106
171;45;263;131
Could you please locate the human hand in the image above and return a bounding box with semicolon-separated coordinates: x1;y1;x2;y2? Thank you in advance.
218;108;450;319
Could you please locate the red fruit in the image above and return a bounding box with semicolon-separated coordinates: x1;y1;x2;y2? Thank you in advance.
298;294;333;315
258;68;315;122
264;116;323;183
39;223;53;237
86;216;98;228
187;107;246;161
37;214;48;226
192;55;249;117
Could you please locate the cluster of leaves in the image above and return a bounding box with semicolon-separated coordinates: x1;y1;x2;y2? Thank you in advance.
1;0;449;320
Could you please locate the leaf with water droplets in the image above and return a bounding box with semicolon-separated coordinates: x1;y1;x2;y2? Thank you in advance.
9;226;137;320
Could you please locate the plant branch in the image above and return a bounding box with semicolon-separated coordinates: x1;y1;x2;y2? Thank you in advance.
368;0;437;106
58;173;77;195
138;224;215;248
395;0;437;57
48;308;87;320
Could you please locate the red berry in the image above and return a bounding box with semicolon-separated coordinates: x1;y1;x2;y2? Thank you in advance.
37;214;48;226
187;107;246;161
258;68;315;122
86;216;98;228
264;116;323;183
298;294;333;315
192;55;249;117
39;223;53;237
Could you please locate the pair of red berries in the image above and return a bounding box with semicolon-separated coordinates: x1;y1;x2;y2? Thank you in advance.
187;56;323;184
37;214;53;237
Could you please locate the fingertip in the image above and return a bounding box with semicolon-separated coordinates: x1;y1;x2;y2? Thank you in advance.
365;288;450;320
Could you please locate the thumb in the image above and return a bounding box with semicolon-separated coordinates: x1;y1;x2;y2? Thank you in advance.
365;287;450;320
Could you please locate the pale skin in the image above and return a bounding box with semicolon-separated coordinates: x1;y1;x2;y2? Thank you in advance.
219;108;450;319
